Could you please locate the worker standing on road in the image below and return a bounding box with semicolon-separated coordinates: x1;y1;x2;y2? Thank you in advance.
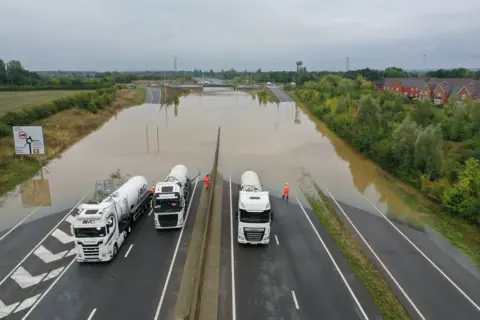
204;174;210;190
282;182;289;202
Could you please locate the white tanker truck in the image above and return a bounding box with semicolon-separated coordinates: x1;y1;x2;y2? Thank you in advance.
236;171;273;245
153;164;192;229
71;176;152;262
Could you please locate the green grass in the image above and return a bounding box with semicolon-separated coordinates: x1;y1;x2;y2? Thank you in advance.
0;90;92;116
0;157;42;195
307;192;411;320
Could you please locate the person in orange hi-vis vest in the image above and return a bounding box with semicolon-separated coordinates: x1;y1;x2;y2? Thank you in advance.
204;174;210;190
282;182;289;202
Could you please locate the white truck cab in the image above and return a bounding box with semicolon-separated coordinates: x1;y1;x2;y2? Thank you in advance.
237;171;272;245
153;165;191;229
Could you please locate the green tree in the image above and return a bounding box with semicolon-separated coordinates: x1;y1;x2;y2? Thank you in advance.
356;95;380;126
0;59;6;84
411;100;436;127
392;117;420;175
384;67;408;78
414;124;444;176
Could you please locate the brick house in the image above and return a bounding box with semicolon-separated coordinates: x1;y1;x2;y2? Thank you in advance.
461;82;480;101
384;78;404;94
432;79;476;104
384;78;425;98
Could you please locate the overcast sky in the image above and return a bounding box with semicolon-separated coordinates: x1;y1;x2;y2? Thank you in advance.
1;0;479;71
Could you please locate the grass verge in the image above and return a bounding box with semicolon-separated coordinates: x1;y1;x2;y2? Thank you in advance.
288;90;480;268
308;192;411;320
0;88;146;196
0;90;93;116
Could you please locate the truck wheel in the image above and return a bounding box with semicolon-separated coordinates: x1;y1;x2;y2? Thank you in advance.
113;244;118;257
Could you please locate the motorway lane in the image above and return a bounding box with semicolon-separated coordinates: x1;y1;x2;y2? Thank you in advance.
27;181;202;320
145;87;162;104
225;178;380;320
268;87;294;102
329;197;480;320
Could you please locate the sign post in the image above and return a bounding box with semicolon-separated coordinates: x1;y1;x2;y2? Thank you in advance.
12;126;46;179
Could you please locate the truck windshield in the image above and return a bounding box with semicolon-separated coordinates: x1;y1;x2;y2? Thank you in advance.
74;227;106;238
154;198;182;213
239;210;270;223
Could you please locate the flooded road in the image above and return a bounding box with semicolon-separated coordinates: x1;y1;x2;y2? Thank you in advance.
0;88;430;231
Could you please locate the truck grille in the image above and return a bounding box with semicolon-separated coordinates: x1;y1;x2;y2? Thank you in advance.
79;242;100;259
157;214;178;227
244;229;265;242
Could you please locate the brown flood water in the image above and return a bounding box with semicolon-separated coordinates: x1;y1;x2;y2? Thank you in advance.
0;88;431;232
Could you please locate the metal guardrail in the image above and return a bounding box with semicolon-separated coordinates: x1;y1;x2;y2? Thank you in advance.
189;126;221;320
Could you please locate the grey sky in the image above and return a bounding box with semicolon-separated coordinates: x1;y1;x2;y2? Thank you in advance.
1;0;479;71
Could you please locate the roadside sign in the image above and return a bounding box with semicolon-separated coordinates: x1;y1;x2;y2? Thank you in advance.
12;126;46;155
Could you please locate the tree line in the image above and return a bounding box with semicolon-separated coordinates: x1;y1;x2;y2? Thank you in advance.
0;87;118;137
294;75;480;225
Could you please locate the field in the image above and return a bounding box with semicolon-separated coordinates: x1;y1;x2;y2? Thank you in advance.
0;90;91;116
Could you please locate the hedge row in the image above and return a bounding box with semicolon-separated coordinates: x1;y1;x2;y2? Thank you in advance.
0;83;113;91
0;87;117;137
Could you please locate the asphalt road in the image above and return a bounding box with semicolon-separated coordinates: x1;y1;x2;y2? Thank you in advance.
268;87;294;102
328;196;480;320
20;181;202;320
218;177;381;320
145;87;162;104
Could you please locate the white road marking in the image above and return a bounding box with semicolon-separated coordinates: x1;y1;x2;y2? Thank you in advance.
0;299;20;319
147;89;154;103
291;290;300;310
51;229;74;244
34;245;68;263
0;207;42;242
295;194;369;320
87;308;97;320
124;244;134;258
274;235;279;246
229;174;237;320
14;294;41;314
43;267;64;282
324;188;426;319
66;248;76;257
360;193;480;312
148;209;153;216
0;193;87;287
21;258;75;320
65;215;75;225
11;267;46;289
153;177;199;320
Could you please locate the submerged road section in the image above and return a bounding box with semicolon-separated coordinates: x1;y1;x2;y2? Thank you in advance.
217;176;381;320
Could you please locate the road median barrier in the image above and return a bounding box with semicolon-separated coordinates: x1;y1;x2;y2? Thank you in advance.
173;127;221;320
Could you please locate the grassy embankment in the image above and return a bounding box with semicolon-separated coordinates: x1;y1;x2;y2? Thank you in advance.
288;90;480;268
0;90;91;116
305;188;411;320
0;88;146;195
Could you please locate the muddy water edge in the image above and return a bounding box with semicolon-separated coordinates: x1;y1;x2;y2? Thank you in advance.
0;87;478;269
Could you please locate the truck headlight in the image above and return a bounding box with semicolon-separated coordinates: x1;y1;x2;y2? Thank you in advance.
265;203;270;210
239;202;245;209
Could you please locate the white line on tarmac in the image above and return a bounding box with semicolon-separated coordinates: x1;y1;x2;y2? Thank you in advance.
274;235;279;246
153;177;199;320
0;206;43;242
229;173;237;320
124;244;134;258
147;89;154;103
148;209;153;216
360;193;480;312
291;290;300;309
0;193;88;287
86;308;97;320
295;194;369;320
324;188;426;320
21;258;76;319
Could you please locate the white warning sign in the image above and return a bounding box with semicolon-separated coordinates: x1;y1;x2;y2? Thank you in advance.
12;126;46;155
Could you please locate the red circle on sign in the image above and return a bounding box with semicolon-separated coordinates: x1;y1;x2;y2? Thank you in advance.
18;131;28;139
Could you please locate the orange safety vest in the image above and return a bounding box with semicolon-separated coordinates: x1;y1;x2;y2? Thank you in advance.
283;185;289;195
204;176;210;184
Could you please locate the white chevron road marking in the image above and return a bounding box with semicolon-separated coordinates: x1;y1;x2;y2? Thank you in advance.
14;294;41;313
65;215;75;225
10;267;46;289
34;245;68;264
0;300;19;319
43;267;65;282
66;248;76;257
51;229;74;244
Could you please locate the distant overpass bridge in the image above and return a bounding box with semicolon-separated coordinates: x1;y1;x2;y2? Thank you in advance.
162;84;263;90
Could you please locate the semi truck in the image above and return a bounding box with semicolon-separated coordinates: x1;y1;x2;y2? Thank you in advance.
153;164;191;229
71;176;152;262
236;171;273;244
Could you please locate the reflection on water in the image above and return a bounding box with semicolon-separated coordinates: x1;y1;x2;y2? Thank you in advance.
0;88;433;232
20;179;52;207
